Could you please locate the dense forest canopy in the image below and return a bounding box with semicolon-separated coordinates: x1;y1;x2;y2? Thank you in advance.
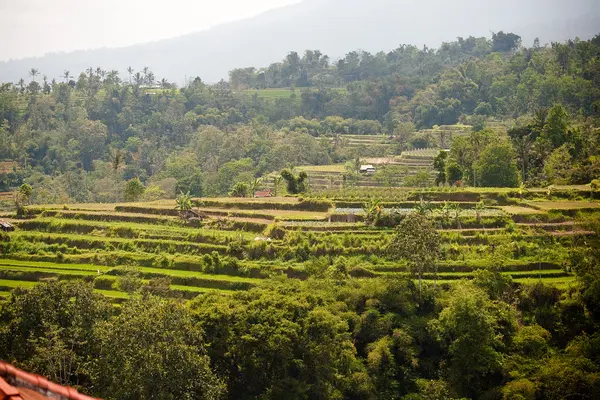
0;32;599;201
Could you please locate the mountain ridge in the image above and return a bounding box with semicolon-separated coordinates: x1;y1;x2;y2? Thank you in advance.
1;0;598;84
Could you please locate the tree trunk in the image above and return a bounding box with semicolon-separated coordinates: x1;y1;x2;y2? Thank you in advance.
418;265;423;300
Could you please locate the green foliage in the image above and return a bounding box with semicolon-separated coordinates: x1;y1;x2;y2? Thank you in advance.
433;151;448;186
124;177;145;202
280;169;308;194
388;213;441;292
0;281;111;385
436;282;516;398
474;140;520;187
175;191;193;213
229;182;250;198
92;296;225;400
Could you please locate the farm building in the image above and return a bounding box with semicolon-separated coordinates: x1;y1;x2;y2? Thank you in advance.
0;219;14;232
359;165;376;174
254;190;273;198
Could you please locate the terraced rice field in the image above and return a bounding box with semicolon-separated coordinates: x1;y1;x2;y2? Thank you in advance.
0;187;596;301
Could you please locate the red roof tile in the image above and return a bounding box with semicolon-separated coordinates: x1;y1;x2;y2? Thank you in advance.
0;361;100;400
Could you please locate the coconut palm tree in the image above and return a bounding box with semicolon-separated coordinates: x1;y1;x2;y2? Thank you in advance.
28;68;39;82
127;67;134;84
17;78;25;93
133;72;143;87
160;78;169;89
146;71;155;86
62;70;71;83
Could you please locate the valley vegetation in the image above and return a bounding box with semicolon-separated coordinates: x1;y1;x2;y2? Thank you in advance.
0;31;599;400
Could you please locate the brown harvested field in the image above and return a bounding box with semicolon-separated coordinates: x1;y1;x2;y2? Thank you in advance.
499;206;546;215
199;208;329;220
198;196;301;204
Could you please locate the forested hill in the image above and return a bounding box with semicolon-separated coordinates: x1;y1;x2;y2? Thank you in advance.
0;0;599;83
0;32;599;203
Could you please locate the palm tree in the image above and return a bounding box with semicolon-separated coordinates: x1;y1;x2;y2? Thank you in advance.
62;70;71;83
17;78;25;93
96;67;106;80
133;72;143;87
146;71;155;86
142;66;150;84
160;78;169;89
127;67;134;84
29;68;39;82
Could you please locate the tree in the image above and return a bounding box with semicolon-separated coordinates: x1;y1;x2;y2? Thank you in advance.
492;31;521;52
18;183;33;204
229;182;250;198
29;68;39;82
175;191;193;214
388;213;441;295
434;151;448;186
127;66;134;84
92;296;224;400
280;169;308;194
544;144;573;184
124;178;145;202
191;288;359;400
474;141;519;187
445;159;463;185
542;104;570;148
436;283;515;398
0;281;111;387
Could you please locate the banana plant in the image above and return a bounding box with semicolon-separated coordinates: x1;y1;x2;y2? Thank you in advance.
414;196;433;216
451;203;462;229
475;201;486;224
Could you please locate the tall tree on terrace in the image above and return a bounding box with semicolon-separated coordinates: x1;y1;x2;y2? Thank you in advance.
62;70;71;83
388;212;441;296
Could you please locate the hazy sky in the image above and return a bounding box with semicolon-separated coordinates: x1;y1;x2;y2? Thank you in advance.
0;0;301;61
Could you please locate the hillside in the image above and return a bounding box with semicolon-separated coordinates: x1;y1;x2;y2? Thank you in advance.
0;0;599;83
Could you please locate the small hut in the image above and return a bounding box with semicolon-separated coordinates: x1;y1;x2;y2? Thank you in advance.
0;219;14;232
254;190;273;198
